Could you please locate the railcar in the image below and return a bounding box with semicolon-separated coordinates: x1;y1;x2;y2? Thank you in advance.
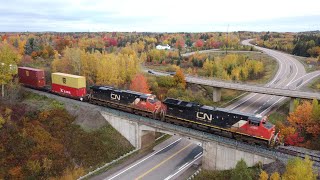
18;67;46;89
163;98;279;147
51;72;87;101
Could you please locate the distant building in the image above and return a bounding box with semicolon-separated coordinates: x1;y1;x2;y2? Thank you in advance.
156;44;171;50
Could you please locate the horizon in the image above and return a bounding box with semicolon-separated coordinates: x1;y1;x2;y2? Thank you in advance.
1;0;320;32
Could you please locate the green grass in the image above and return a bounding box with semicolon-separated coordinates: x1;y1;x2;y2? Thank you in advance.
23;92;65;110
291;55;319;73
194;166;260;180
268;112;286;125
307;77;320;92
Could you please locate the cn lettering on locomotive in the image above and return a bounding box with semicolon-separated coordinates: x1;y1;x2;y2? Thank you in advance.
196;112;212;122
111;93;120;100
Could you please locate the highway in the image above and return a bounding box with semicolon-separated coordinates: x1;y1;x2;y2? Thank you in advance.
92;137;202;180
227;39;318;115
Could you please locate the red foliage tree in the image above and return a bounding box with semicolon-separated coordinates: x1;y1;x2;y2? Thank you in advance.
175;39;185;50
194;39;204;49
129;74;151;94
285;133;304;146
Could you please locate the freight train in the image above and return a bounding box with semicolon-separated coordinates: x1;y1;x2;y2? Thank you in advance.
17;67;280;147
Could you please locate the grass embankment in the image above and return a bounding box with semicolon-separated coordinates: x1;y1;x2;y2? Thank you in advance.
0;92;134;179
291;55;319;73
307;77;320;92
194;166;260;180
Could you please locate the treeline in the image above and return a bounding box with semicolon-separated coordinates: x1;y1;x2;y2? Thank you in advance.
52;46;142;87
255;32;320;58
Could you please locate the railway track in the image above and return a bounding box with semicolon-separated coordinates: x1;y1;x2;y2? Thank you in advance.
277;146;320;167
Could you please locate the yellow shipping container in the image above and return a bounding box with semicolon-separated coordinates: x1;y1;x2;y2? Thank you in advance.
52;73;86;89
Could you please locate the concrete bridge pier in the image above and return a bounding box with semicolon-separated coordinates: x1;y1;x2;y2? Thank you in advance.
289;98;295;112
202;141;274;170
212;87;221;102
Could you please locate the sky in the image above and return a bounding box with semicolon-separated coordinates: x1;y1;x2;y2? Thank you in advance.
1;0;320;32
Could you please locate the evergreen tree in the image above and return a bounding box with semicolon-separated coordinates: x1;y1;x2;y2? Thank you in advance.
231;159;252;180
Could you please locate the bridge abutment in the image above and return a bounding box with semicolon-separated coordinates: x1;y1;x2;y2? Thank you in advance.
202;141;274;170
212;87;221;102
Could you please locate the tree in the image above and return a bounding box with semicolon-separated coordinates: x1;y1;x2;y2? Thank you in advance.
129;74;151;93
194;39;204;49
231;159;252;180
174;68;186;89
0;41;21;97
270;172;280;180
287;100;320;146
282;156;317;180
259;170;268;180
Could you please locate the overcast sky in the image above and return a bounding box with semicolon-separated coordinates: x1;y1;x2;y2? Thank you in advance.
1;0;320;32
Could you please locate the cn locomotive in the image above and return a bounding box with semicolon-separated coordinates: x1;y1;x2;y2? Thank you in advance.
17;67;280;147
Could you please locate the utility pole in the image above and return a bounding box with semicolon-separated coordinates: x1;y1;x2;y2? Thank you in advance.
226;24;229;55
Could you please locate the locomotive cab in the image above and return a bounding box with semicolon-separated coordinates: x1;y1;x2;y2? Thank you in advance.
239;115;279;145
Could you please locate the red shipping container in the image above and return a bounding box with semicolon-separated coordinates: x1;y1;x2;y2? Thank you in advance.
18;67;46;88
51;83;86;99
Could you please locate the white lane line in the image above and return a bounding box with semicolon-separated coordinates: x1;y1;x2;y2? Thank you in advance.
105;138;182;180
194;152;202;159
178;163;189;170
164;153;203;180
287;71;320;87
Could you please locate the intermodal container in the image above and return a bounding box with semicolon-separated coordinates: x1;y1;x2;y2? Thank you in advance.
51;73;86;89
18;67;46;88
51;83;86;98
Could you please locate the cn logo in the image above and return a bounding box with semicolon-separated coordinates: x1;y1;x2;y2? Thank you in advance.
62;78;66;84
111;93;120;101
196;112;213;122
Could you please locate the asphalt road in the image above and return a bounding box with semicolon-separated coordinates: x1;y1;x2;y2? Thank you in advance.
227;39;312;115
93;137;202;180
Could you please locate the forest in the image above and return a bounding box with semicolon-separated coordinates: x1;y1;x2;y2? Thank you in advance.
254;31;320;59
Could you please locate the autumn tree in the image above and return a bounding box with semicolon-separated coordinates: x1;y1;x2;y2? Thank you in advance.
282;156;317;180
259;170;268;180
129;74;151;93
0;41;21;97
174;68;186;89
270;172;280;180
287;100;320;147
194;39;204;49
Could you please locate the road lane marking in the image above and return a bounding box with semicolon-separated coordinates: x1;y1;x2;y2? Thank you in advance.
194;152;202;159
135;143;193;180
106;138;182;180
178;163;188;170
164;153;203;180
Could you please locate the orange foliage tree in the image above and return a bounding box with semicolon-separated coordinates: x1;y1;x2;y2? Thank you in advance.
129;74;151;93
286;100;320;147
174;68;186;89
